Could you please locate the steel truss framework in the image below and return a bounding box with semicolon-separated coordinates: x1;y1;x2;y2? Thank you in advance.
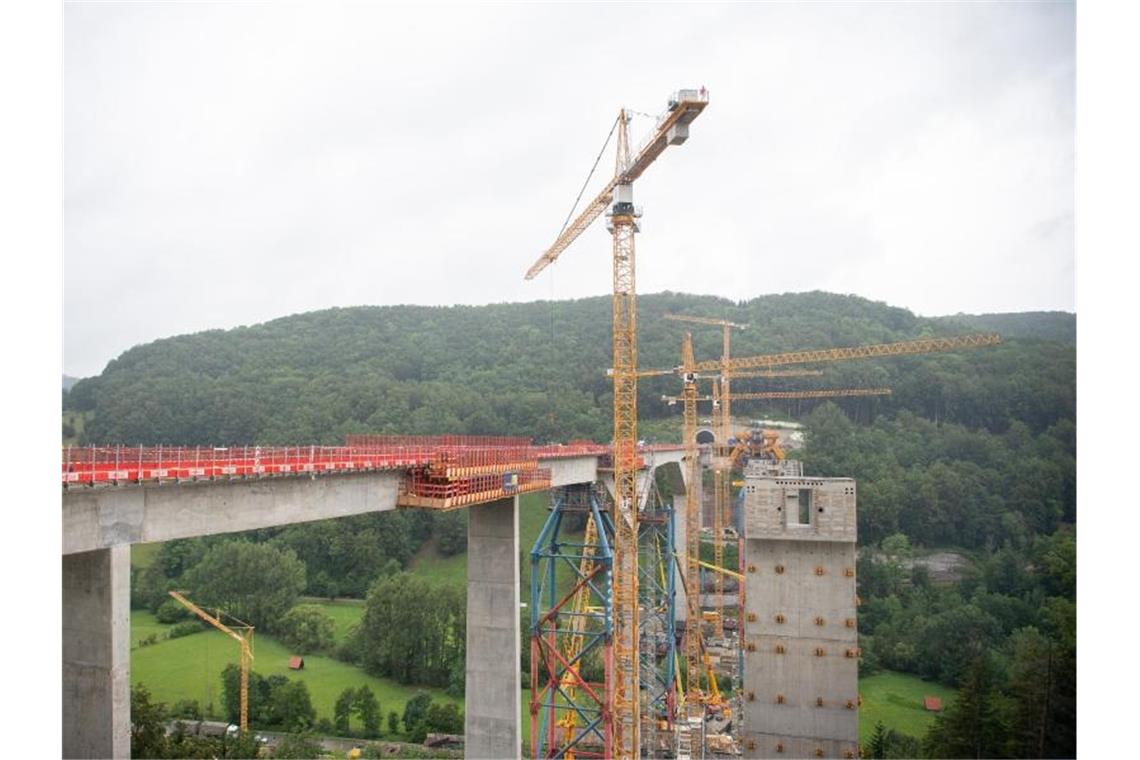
530;485;616;759
530;480;682;760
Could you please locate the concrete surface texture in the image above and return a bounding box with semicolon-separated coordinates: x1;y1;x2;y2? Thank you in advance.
63;455;608;555
63;471;403;555
63;546;130;759
741;476;859;760
464;496;521;760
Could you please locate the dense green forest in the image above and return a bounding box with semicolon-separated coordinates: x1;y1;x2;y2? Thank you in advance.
803;404;1075;757
70;291;1076;757
64;291;1074;446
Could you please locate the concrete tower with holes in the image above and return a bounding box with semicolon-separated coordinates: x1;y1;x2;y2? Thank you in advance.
739;458;860;759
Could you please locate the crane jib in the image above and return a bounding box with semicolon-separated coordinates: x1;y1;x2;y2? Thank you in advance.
523;92;708;281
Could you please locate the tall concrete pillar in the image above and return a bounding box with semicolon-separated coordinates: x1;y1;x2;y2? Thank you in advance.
63;545;131;759
673;493;688;623
465;496;520;759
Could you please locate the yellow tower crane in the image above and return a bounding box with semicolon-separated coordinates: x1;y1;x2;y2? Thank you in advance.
525;88;708;760
663;314;746;639
661;330;1001;727
168;591;255;733
663;387;895;404
690;333;1002;373
678;332;704;717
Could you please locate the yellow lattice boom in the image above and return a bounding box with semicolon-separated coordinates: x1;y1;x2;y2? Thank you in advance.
692;333;1001;373
524;88;709;760
168;591;254;732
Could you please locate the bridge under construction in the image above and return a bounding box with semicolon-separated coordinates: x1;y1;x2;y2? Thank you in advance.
61;83;1004;760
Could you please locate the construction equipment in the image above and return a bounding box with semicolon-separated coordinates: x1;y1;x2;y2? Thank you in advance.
525;88;708;760
168;591;254;733
663;320;891;638
754;429;784;463
678;333;704;718
530;485;614;760
690;333;1001;373
665;315;743;641
726;368;824;380
663;388;893;405
663;330;1001;756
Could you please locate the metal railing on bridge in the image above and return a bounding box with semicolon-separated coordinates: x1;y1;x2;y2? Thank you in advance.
61;437;680;510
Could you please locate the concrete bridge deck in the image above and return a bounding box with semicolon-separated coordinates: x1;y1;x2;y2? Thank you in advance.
62;445;685;759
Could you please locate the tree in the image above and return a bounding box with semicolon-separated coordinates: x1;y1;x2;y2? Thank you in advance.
155;597;194;624
170;698;203;720
219;731;261;759
924;654;1009;759
880;533;912;560
221;664;270;725
278;605;336;653
356;573;465;687
184;540;306;630
271;733;324;759
355;685;382;738
1008;625;1075;759
130;683;168;759
402;692;433;734
882;729;921;760
269;680;316;731
388;711;400;735
436;511;468;556
868;720;887;759
334;687;356;735
425;702;463;734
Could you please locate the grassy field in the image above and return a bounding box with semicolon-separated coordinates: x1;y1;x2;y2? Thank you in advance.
858;670;957;742
407;537;467;589
131;607;458;726
131;523;942;746
407;491;578;597
296;597;366;642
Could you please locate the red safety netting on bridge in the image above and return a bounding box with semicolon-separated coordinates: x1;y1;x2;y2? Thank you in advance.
61;437;680;509
61;443;440;486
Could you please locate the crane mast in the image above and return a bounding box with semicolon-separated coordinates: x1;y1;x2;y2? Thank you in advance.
664;314;746;639
608;110;642;757
679;333;704;714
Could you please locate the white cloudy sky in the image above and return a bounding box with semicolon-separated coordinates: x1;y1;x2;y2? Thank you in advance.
64;1;1074;377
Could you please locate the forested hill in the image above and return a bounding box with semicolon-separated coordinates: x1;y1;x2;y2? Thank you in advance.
64;291;1074;447
933;311;1075;344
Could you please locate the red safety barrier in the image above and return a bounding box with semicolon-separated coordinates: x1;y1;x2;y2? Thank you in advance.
62;437;677;488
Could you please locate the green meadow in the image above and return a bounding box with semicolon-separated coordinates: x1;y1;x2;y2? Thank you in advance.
858;670;957;742
130;607;458;726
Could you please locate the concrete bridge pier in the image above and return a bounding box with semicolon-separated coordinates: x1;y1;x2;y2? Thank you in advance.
673;493;688;623
63;545;131;759
464;495;520;759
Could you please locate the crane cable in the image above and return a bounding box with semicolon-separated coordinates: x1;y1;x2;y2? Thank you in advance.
547;113;620;440
557;114;620;236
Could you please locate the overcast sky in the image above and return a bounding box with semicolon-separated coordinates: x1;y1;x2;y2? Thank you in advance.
64;2;1074;378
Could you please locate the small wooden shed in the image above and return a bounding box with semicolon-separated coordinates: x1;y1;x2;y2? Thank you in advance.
288;656;305;670
923;696;943;712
